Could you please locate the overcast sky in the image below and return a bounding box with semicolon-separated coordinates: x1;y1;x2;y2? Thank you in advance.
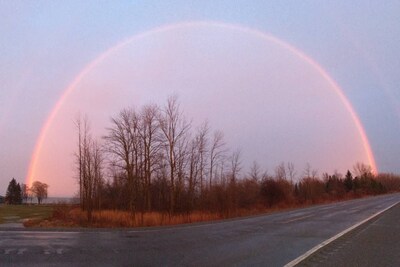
1;1;399;197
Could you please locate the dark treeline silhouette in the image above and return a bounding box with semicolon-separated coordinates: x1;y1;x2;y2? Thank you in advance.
5;178;22;204
4;178;48;205
75;96;400;221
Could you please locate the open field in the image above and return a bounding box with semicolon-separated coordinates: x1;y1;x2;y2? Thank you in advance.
0;205;53;224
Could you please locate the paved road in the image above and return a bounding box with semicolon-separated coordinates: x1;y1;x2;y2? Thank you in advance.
298;201;400;267
0;194;399;266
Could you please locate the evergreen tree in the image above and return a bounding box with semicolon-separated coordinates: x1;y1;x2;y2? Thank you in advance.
15;183;22;204
344;170;353;192
5;178;22;204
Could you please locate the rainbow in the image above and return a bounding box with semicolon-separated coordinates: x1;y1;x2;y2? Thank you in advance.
26;21;378;186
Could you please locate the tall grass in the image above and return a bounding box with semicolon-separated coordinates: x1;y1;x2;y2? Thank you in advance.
63;208;231;228
41;205;275;228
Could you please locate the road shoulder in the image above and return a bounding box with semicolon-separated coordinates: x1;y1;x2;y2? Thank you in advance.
293;202;400;266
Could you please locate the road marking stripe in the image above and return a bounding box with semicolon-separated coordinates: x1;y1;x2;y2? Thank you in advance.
17;248;26;255
281;215;314;224
284;201;400;267
5;249;14;254
0;231;80;234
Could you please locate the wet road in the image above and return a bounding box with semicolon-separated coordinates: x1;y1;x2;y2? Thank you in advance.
298;201;400;267
1;193;399;266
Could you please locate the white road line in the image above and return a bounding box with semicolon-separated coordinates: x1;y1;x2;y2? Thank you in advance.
17;248;27;255
127;220;237;234
284;201;400;267
0;231;81;234
4;249;14;255
280;215;314;224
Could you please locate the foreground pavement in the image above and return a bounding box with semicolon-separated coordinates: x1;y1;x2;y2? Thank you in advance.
0;193;399;266
298;201;400;267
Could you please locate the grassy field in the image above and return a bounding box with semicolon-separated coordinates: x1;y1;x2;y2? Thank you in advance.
0;204;53;224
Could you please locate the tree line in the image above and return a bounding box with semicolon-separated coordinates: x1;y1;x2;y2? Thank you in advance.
75;96;400;221
4;178;48;204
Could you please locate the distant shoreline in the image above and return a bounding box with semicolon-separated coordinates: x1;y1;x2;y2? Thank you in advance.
25;197;79;204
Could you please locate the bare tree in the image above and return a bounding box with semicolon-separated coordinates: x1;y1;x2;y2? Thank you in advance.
139;104;161;211
91;140;104;210
226;149;242;212
83;138;104;220
209;130;226;188
188;135;201;210
68;95;393;217
229;149;242;183
249;161;261;181
158;95;191;214
75;116;104;221
275;162;287;180
185;123;210;211
74;115;87;209
194;122;209;193
31;181;48;205
287;162;296;183
20;183;29;204
353;162;373;178
303;163;318;179
104;108;139;216
175;132;190;211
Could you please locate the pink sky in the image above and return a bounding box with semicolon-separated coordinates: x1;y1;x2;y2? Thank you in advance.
28;23;373;196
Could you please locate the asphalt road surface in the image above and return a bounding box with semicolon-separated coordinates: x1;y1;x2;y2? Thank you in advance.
1;193;399;267
297;200;400;267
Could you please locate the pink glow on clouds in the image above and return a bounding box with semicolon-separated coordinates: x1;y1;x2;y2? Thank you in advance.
27;22;376;196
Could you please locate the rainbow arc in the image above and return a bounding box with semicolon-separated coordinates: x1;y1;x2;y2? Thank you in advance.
26;21;377;186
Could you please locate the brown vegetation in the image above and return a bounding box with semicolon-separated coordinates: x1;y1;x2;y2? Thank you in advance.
63;96;400;228
29;168;400;228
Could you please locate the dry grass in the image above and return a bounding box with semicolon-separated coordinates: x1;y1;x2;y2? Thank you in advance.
91;210;224;228
27;204;302;228
28;204;273;228
37;203;314;228
50;208;231;228
25;194;376;228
